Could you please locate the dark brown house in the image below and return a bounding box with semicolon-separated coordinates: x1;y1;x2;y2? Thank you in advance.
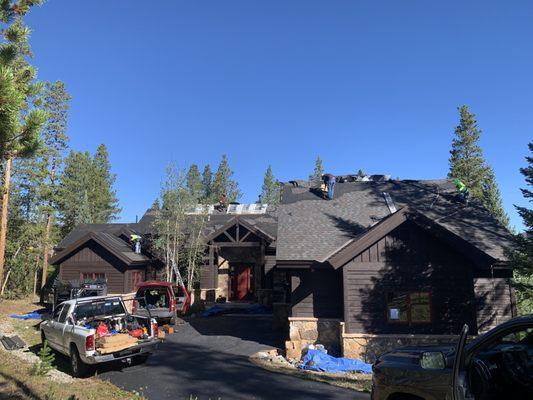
275;178;516;361
50;205;278;303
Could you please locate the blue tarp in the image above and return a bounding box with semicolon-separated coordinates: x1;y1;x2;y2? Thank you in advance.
299;349;373;374
201;303;271;317
10;308;49;320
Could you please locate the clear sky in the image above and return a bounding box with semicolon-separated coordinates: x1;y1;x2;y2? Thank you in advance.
26;1;532;230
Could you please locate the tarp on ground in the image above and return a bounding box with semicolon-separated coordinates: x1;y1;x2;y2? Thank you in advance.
10;308;49;320
201;303;271;317
299;349;373;374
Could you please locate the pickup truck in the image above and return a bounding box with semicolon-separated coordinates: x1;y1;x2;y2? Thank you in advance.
41;296;160;377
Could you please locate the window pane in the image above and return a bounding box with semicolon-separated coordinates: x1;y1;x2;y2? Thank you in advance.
387;293;408;322
410;292;431;322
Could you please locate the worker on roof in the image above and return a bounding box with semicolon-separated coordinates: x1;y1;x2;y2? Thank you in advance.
453;178;469;203
322;174;336;200
130;234;142;254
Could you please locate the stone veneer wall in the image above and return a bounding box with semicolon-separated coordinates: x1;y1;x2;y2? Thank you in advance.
340;323;459;363
285;317;342;359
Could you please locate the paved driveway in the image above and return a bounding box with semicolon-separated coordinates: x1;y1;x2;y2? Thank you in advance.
100;315;370;400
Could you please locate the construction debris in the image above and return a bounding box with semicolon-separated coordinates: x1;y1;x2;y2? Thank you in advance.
96;333;139;354
0;335;26;350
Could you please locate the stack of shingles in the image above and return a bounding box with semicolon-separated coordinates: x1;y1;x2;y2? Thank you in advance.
96;333;138;354
0;335;25;350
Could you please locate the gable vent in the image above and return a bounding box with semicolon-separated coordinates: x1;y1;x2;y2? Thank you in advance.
382;192;397;214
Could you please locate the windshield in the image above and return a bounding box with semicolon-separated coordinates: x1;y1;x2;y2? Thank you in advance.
73;298;125;320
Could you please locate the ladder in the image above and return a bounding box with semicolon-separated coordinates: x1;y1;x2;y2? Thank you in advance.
171;261;191;315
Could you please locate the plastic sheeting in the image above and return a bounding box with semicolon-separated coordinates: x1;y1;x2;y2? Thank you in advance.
9;309;48;320
299;349;372;374
201;303;271;317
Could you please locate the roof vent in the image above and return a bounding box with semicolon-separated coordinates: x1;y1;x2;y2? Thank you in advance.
382;192;397;213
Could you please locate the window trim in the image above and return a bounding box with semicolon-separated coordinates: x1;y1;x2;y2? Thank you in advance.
386;291;432;325
80;272;106;281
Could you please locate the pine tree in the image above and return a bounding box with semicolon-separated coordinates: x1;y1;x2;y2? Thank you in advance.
510;142;533;314
309;156;324;183
186;164;203;202
448;105;510;227
212;155;241;203
201;165;213;203
357;169;366;177
259;165;280;206
0;2;46;289
90;144;120;223
57;151;91;235
30;339;55;376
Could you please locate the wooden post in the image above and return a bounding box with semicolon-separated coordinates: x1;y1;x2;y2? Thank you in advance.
0;157;12;290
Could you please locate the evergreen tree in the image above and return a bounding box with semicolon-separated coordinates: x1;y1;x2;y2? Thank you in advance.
259;165;280;206
57;150;93;235
0;2;46;289
510;142;533;314
309;156;324;183
186;164;203;202
357;169;366;177
90;144;120;223
201;165;213;202
448;105;510;227
212;155;241;202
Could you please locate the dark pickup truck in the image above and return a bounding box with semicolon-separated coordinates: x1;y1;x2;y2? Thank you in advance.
371;316;533;400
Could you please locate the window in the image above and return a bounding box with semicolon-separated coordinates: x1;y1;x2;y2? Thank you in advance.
58;304;70;323
81;272;106;281
73;299;125;320
387;292;431;324
132;271;143;289
53;305;64;321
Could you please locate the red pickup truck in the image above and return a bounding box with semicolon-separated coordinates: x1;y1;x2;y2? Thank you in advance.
133;281;190;325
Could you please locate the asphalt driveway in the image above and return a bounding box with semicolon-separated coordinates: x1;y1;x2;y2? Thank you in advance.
99;315;370;400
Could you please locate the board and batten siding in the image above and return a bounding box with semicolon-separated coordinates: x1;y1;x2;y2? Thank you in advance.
342;221;512;335
290;268;343;318
59;243;128;293
473;275;515;333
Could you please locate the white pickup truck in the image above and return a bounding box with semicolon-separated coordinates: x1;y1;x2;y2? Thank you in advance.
40;296;160;377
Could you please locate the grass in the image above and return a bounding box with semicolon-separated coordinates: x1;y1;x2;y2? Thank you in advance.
0;298;145;400
0;351;145;400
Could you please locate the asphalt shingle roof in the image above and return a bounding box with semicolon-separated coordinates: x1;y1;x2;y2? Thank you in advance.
276;179;513;263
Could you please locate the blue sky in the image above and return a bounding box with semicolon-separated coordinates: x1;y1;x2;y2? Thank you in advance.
26;1;532;230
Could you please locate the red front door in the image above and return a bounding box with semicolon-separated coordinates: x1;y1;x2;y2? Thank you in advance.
231;264;251;301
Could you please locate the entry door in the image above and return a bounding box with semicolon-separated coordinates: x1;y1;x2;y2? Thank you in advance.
231;264;251;301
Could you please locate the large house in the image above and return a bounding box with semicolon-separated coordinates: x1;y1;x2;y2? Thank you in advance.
50;175;516;361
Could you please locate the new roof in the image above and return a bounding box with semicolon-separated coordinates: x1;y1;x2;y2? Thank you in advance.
276;179;513;265
50;231;150;266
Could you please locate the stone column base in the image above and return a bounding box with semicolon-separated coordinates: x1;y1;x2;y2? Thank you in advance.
285;317;342;360
340;323;459;363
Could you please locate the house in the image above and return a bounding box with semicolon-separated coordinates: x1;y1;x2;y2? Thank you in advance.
275;177;516;361
50;204;278;304
50;174;516;362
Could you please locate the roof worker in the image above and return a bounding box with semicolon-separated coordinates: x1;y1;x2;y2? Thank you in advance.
130;234;142;254
453;178;469;203
322;173;336;200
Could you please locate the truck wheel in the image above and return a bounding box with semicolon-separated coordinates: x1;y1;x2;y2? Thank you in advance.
70;345;91;378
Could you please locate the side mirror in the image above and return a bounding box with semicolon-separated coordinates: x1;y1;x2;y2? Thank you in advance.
420;351;446;370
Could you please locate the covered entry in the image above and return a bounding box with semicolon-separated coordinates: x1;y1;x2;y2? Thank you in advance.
199;217;276;303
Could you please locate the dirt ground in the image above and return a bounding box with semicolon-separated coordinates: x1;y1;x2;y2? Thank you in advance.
0;298;145;400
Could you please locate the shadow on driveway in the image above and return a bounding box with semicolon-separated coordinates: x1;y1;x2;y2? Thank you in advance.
100;316;369;400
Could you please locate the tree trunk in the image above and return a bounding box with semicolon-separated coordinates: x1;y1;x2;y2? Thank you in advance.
0;158;12;291
41;213;53;288
33;254;39;297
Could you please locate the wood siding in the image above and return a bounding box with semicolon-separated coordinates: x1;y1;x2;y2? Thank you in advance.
473;273;515;333
290;267;343;318
342;221;502;335
58;242;143;294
